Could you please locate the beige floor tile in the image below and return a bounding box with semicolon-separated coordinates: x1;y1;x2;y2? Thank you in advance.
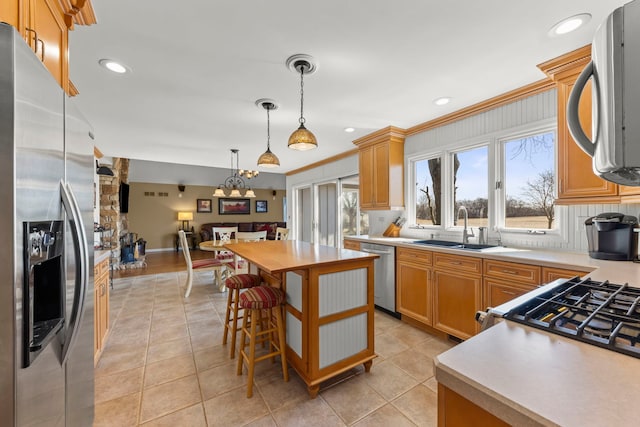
272;397;346;427
193;344;233;372
374;331;410;359
361;359;420;401
423;376;438;393
391;384;438;426
148;322;189;344
96;345;147;377
146;335;192;363
151;312;187;327
139;375;201;423
202;387;270;427
243;414;278;427
393;323;433;347
93;392;140;427
256;373;308;412
320;375;386;425
190;328;225;351
198;363;246;400
95;366;143;404
351;403;416;427
144;353;196;388
389;350;435;381
152;306;185;319
413;337;456;358
139;403;206;427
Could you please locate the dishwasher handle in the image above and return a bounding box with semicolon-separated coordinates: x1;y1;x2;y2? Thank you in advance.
361;248;393;255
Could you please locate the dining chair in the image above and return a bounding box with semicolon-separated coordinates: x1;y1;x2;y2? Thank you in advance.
179;230;226;298
275;227;289;240
232;230;267;274
213;226;239;272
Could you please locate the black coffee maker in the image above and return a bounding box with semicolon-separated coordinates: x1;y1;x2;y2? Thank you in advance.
585;213;638;261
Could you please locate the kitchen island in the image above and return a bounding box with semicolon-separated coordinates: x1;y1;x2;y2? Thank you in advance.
223;240;378;397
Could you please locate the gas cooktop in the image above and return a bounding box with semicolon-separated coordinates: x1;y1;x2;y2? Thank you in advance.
504;277;640;359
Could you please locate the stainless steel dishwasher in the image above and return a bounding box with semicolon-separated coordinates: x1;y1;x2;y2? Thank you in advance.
360;242;398;317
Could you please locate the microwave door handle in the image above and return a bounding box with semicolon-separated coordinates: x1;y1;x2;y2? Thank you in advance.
567;61;596;157
60;180;89;365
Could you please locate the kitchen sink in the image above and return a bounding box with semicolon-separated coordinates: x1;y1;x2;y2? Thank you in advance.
412;240;499;251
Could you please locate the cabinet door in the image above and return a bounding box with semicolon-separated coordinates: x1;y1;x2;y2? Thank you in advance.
556;79;618;202
438;384;510;427
94;275;101;356
541;267;586;283
397;260;432;325
433;269;482;339
483;278;533;308
359;147;374;209
30;0;68;91
373;143;389;207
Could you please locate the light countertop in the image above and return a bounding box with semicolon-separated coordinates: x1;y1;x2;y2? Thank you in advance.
434;321;640;426
94;249;110;264
345;235;640;285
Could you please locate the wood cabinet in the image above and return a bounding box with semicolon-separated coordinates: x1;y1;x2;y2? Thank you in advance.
542;266;587;283
539;46;621;204
433;253;482;339
438;383;509;427
343;239;361;251
94;255;110;364
0;0;96;94
396;247;433;325
353;126;405;210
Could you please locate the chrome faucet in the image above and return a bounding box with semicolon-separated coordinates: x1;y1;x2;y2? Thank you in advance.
457;206;474;244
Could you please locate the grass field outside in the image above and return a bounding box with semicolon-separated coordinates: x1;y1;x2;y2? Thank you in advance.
417;216;553;230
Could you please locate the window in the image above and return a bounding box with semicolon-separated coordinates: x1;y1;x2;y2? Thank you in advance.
452;146;489;228
341;185;369;236
503;131;556;230
415;157;442;226
408;122;557;237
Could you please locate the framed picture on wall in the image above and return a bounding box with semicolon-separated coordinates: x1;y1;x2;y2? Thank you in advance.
196;199;212;213
219;198;251;215
255;200;268;213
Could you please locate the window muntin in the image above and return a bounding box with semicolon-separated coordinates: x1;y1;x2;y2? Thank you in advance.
452;146;489;228
415;157;442;226
503;131;556;230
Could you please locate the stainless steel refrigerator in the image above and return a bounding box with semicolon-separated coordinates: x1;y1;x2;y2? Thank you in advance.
0;23;95;426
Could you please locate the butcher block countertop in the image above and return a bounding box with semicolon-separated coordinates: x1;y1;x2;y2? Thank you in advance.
223;239;378;273
344;235;640;285
434;321;640;426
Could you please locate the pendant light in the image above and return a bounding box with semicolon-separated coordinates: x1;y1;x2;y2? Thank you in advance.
286;54;318;151
255;99;280;167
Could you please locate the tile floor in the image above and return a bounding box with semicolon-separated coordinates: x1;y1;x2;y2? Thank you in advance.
93;271;456;426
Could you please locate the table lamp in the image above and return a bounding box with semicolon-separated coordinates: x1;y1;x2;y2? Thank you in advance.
178;211;193;231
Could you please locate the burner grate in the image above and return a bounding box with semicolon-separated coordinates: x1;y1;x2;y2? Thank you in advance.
505;277;640;358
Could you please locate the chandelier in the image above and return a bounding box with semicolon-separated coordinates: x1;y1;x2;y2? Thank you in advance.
213;149;256;198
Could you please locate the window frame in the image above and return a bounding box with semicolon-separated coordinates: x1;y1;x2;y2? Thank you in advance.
407;119;568;245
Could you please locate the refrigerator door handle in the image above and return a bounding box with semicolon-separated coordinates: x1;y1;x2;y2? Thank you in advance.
60;180;89;365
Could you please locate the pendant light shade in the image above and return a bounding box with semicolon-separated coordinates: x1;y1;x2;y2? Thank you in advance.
256;99;280;167
286;54;318;151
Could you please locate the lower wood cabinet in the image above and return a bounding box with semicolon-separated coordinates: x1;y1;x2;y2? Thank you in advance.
396;247;433;325
433;254;482;340
542;266;587;283
94;256;110;364
438;383;509;427
343;239;361;251
483;278;533;308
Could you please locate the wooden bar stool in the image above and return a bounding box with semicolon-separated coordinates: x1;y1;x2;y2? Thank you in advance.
236;286;288;398
222;274;262;358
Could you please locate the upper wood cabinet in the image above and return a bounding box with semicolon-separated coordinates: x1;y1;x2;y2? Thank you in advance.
353;126;405;210
0;0;96;94
538;46;640;204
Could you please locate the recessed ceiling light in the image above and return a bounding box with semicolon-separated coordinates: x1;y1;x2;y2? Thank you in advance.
98;59;129;74
549;13;591;36
433;97;451;106
344;127;355;133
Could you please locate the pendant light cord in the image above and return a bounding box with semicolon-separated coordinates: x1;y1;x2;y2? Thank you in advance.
299;66;306;124
266;105;271;149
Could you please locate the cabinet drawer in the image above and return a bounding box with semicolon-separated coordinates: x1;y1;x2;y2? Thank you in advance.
433;253;481;275
483;259;540;285
483;278;536;308
541;267;586;283
397;247;432;265
343;240;361;251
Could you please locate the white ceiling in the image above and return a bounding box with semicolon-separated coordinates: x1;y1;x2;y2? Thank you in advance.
69;0;627;173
